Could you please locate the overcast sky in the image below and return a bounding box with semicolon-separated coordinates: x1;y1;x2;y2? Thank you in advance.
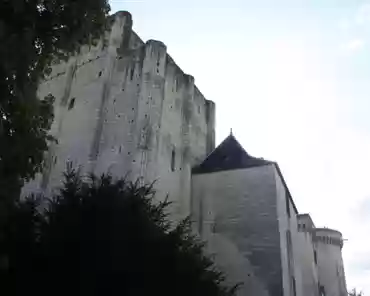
111;0;370;293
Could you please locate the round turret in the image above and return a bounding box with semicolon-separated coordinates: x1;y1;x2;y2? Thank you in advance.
314;228;347;296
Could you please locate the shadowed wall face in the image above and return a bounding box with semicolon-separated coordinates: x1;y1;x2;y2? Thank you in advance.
191;165;283;296
274;168;303;296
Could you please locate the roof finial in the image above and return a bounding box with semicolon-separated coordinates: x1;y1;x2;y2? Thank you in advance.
230;128;233;135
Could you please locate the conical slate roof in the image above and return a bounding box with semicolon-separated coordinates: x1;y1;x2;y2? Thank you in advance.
192;134;270;174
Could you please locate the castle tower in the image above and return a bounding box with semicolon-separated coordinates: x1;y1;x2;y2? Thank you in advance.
297;214;347;296
314;229;347;296
22;11;215;220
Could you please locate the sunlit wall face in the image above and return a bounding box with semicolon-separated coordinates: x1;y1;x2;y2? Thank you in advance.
110;0;370;293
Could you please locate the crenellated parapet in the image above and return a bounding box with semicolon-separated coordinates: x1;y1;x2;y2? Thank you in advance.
313;228;344;249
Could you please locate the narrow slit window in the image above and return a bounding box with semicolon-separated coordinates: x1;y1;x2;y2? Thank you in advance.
286;192;291;218
68;98;75;110
292;277;297;296
171;148;175;171
173;78;177;92
319;285;326;296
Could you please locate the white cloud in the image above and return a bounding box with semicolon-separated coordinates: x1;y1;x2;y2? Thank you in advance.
356;3;370;25
342;38;365;52
338;3;370;53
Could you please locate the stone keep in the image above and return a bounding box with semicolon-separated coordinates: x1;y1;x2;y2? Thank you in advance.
22;11;215;219
23;11;347;296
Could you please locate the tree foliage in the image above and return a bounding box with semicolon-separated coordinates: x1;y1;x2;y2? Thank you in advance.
349;289;363;296
1;171;237;296
0;0;110;203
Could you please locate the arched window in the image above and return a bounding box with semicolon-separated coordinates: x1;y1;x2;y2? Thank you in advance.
171;148;175;171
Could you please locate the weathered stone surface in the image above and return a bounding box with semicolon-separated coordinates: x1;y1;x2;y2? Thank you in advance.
22;11;215;221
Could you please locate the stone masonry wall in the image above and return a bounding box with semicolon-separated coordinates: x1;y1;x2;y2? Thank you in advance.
191;165;284;296
274;167;303;296
22;11;215;219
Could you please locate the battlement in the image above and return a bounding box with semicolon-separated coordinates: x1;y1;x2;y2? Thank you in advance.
313;228;343;248
297;214;344;249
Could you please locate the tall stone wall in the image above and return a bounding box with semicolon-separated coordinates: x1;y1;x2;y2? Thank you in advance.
22;11;215;219
191;165;285;296
274;168;303;296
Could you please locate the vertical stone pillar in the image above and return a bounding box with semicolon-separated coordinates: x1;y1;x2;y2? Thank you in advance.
132;40;167;184
89;11;132;174
205;100;216;154
178;74;194;219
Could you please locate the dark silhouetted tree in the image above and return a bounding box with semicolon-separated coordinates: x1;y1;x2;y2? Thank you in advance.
1;170;237;296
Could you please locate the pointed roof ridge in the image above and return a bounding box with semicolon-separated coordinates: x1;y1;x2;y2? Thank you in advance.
192;134;270;174
199;134;248;164
220;133;249;151
219;133;246;150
